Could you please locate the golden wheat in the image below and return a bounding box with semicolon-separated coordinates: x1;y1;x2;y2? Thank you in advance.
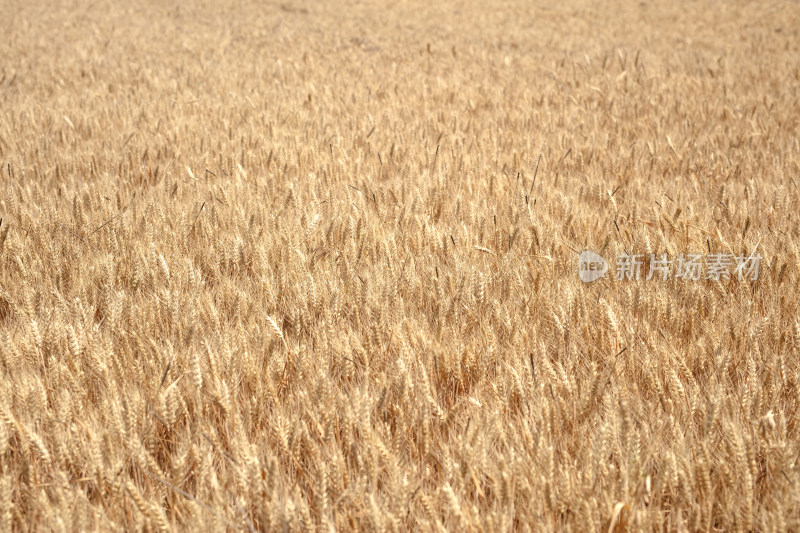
1;0;799;530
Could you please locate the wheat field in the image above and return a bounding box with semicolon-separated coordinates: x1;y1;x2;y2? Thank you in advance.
1;0;799;530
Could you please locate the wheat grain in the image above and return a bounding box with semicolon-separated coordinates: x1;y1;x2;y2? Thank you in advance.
0;0;797;529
